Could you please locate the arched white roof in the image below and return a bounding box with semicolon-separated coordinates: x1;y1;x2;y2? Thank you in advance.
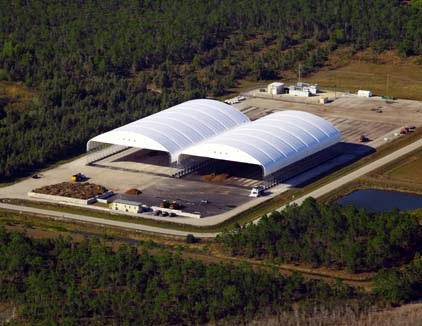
180;111;341;176
87;99;250;161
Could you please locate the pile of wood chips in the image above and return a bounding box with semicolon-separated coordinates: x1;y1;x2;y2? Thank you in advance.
125;188;142;195
202;173;230;183
33;182;107;199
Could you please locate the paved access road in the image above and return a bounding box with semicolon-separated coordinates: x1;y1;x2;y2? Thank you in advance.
0;202;217;238
1;138;421;237
254;138;422;223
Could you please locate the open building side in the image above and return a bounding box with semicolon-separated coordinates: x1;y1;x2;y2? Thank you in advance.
179;111;341;177
86;99;250;163
87;100;340;180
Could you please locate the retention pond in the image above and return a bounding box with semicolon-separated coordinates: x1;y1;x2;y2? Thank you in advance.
337;189;422;212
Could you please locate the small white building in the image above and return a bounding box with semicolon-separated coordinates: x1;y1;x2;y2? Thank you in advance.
111;199;143;213
357;90;372;98
289;85;310;97
308;85;318;95
297;82;319;95
267;82;284;95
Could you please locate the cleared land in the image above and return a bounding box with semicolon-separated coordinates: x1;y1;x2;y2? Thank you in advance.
1;90;422;225
229;49;422;101
384;151;422;184
303;49;422;101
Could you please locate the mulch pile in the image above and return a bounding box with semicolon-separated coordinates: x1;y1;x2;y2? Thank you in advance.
33;182;107;200
202;173;230;183
125;188;142;195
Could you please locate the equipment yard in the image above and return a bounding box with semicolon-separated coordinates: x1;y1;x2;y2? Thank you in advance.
1;93;421;221
235;94;422;144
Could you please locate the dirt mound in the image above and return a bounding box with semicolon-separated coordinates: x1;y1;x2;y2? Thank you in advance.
33;182;107;199
125;188;142;195
202;173;230;183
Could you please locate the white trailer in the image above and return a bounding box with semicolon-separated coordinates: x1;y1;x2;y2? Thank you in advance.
357;90;373;97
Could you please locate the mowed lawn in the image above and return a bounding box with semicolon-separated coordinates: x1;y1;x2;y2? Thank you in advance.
303;59;422;100
385;152;422;184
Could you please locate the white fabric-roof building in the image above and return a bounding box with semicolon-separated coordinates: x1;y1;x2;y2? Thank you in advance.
87;99;340;178
180;111;340;176
87;99;250;161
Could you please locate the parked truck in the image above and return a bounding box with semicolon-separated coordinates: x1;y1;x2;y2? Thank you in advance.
249;186;264;197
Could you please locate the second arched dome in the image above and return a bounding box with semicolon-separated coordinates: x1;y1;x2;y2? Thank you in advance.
180;110;341;176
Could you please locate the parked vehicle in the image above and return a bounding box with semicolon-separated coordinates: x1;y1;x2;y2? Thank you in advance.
249;186;264;197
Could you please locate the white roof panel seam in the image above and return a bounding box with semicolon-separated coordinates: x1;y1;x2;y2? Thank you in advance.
166;111;220;134
263;118;320;143
142;121;196;145
276;111;341;137
279;113;331;137
254;127;304;152
124;126;183;151
227;127;299;154
177;105;231;131
191;102;244;126
150;116;206;141
281;118;326;141
256;122;309;148
224;132;288;159
223;134;281;161
212;139;274;163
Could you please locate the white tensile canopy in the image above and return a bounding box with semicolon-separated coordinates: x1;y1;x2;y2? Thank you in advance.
87;99;250;162
180;110;341;176
87;100;341;177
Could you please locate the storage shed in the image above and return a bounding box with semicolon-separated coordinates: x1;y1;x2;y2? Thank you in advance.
267;82;284;95
111;199;143;213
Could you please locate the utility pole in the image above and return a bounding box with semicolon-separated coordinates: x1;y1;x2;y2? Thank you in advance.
386;74;390;98
298;63;301;83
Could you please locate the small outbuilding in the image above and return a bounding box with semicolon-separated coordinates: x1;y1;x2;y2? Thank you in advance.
357;90;373;98
267;82;284;95
289;85;310;97
297;82;319;95
111;199;143;213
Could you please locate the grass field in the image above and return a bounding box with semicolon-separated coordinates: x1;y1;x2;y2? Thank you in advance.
302;49;422;101
385;151;422;184
229;48;422;101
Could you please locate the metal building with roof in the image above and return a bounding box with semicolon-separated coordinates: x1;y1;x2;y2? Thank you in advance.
87;100;340;178
179;110;340;177
87;99;250;162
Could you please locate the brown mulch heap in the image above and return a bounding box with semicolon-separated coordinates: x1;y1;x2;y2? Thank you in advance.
202;173;230;183
125;188;142;195
33;182;107;199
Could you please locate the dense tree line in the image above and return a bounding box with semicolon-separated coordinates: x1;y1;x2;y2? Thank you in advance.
373;254;422;305
219;198;422;273
1;0;422;179
0;227;365;325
